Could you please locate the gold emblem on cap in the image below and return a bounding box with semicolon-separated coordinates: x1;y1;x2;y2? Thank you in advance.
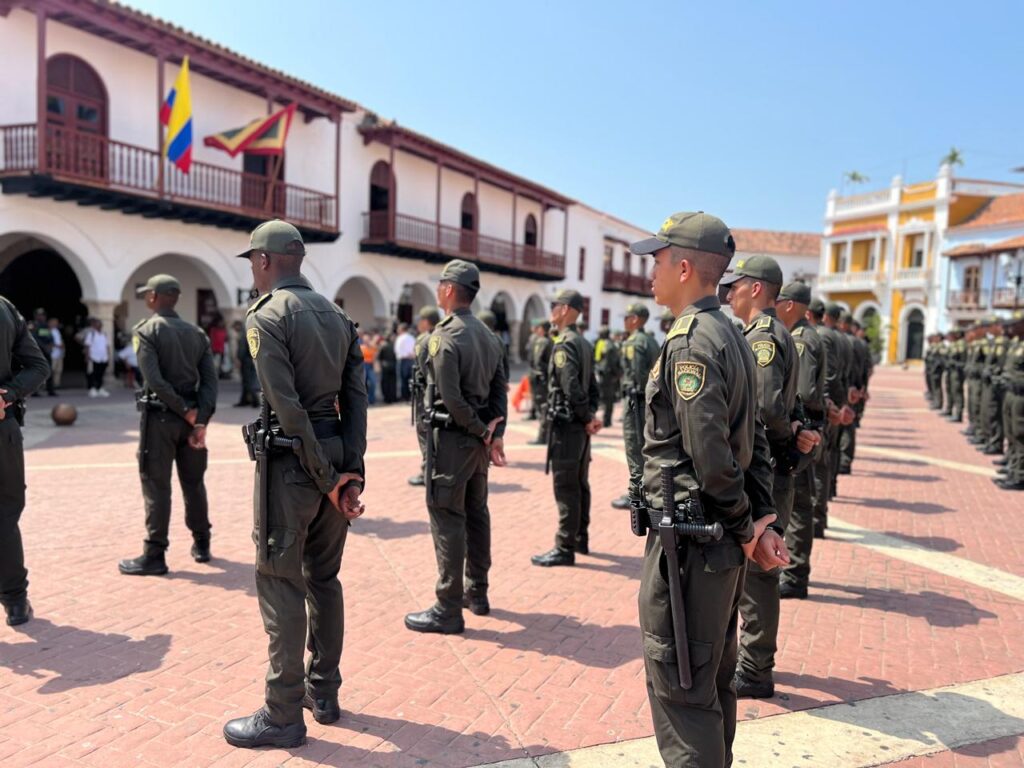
661;216;675;231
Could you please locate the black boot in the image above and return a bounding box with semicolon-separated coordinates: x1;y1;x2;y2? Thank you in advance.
407;474;425;487
462;594;490;616
531;547;575;567
996;478;1024;491
5;599;33;627
610;495;631;510
118;554;168;576
404;606;464;634
734;673;774;699
302;691;341;725
191;541;211;563
779;581;808;600
223;708;306;748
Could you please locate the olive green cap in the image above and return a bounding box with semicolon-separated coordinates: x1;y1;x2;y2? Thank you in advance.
661;308;675;321
417;305;440;324
808;298;826;315
237;219;306;259
778;281;811;305
840;311;854;324
719;254;784;287
439;259;480;292
825;301;844;319
476;309;497;330
624;302;650;319
531;318;551;331
135;273;181;297
552;289;585;312
630;211;736;259
598;326;611;337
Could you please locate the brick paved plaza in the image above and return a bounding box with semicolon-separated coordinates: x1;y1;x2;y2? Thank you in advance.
1;366;1023;767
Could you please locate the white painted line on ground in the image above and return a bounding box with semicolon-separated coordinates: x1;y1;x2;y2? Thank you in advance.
859;445;997;478
477;672;1024;768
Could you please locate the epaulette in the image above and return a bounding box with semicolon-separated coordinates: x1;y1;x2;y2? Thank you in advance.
436;315;454;329
247;292;273;314
756;315;772;330
666;314;696;341
792;326;805;337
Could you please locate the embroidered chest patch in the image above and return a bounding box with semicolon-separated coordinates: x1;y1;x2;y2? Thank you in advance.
246;328;260;358
553;348;568;368
674;361;705;401
752;340;776;367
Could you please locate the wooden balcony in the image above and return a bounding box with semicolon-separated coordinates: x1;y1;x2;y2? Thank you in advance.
360;211;565;280
992;287;1023;309
0;123;338;241
947;290;984;310
602;266;651;296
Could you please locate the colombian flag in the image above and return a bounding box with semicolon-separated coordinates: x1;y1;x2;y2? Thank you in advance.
161;56;193;173
203;104;296;158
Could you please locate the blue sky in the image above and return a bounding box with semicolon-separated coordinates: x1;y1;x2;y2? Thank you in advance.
128;0;1024;233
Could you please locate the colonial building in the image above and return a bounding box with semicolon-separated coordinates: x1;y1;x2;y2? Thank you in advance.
0;1;813;382
818;164;1024;363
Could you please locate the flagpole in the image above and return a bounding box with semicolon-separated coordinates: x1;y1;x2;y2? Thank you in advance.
156;52;165;199
263;153;282;213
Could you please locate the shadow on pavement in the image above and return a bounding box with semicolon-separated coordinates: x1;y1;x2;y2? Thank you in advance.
355;515;430;540
168;557;256;597
771;671;905;710
858;471;941;483
575;550;643;579
880;532;963;552
488;482;528;494
858;455;928;468
0;618;171;694
810;582;997;628
838;496;954;514
468;608;639;668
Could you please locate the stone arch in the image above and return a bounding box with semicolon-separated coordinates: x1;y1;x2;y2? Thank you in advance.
335;275;388;331
519;293;547;359
854;301;883;323
0;209;104;299
899;303;927;362
119;253;235;336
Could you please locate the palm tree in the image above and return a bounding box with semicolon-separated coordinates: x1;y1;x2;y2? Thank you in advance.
941;147;964;168
844;171;869;185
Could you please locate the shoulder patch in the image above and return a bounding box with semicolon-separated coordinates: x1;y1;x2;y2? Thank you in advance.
756;316;772;330
625;345;635;361
246;327;260;358
247;292;272;314
428;335;442;357
553;348;568;369
792;326;804;337
674;360;705;401
752;340;776;367
666;314;696;341
795;341;806;356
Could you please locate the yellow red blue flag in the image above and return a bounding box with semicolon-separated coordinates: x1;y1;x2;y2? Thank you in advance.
203;103;296;158
161;56;193;173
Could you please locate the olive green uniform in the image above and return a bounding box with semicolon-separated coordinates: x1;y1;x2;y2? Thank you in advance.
827;327;853;498
981;335;1008;454
925;342;944;409
0;296;49;610
621;328;661;498
1003;335;1024;484
134;310;218;557
814;324;846;531
529;332;553;442
413;330;431;476
781;319;827;592
966;338;984;436
595;335;622;427
948;337;967;421
246;274;368;725
639;297;777;768
838;333;870;473
424;308;507;615
548;324;599;552
737;308;798;686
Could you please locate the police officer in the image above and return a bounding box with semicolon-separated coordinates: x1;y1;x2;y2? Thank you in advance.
925;333;943;409
822;303;854;501
0;295;50;626
408;305;440;487
838;313;870;475
527;319;553;444
946;329;966;422
476;308;510;382
119;275;218;576
775;283;827;600
405;260;507;633
631;212;785;766
964;322;984;440
223;220;367;748
996;312;1024;490
808;299;848;538
980;319;1008;456
531;289;601;567
595;326;622;427
30;309;58;396
723;256;818;699
611;303;661;510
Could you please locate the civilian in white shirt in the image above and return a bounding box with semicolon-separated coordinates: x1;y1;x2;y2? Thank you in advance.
48;317;64;388
395;322;416;401
82;318;110;397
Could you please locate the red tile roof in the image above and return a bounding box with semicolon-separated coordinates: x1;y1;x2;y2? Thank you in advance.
951;193;1024;231
731;228;821;257
945;234;1024;258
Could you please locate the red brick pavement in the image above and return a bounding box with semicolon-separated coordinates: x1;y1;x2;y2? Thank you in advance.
0;367;1021;767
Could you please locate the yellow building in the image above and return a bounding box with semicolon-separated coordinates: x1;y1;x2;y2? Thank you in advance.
819;165;1024;363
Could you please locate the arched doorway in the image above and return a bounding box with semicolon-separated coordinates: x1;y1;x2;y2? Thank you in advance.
523;214;538;267
460;192;477;256
520;293;546;360
335;276;387;331
368;161;393;238
46;54;108;180
904;308;925;361
490;290;515;358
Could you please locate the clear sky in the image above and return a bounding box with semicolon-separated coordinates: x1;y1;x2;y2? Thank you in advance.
127;0;1024;233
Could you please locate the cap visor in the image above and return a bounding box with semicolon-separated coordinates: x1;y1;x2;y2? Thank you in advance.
134;286;150;297
718;272;743;287
630;236;669;255
236;248;254;259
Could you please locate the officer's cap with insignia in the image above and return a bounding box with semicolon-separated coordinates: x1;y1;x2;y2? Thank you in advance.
552;288;585;312
778;281;811;306
135;273;182;297
624;302;650;319
439;259;480;293
825;301;844;320
418;305;441;324
237;219;306;259
630;211;736;259
719;254;784;288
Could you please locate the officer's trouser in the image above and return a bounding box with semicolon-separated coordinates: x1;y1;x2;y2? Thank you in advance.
640;533;746;768
838;425;855;472
0;418;28;607
829;425;842;498
533;381;549;443
950;372;965;421
427;429;491;615
983;383;1005;453
929;371;944;409
622;396;646;495
600;384;617;427
941;370;952;414
783;461;816;590
551;421;591;551
255;436;348;724
738;473;794;684
814;427;834;532
977;382;994;444
139;410;210;557
414;402;428;477
967;378;982;431
1007;391;1024;483
529;373;547;421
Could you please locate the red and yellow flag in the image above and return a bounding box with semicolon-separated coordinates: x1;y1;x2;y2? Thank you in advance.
203;103;296;158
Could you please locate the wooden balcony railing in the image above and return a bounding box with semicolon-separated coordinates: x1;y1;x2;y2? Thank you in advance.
947;290;984;310
361;211;565;279
0;123;336;234
993;287;1023;309
602;267;651;296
